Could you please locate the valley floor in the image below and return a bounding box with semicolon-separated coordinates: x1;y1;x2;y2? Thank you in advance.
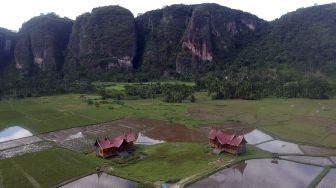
1;93;336;187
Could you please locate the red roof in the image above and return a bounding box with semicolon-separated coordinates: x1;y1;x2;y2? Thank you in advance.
109;135;126;147
228;136;246;146
95;137;112;149
95;129;135;149
216;131;235;145
209;128;217;139
209;129;247;146
126;129;135;142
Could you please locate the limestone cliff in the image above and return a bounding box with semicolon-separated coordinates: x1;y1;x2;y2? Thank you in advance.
176;4;266;74
14;13;73;75
136;4;266;76
135;5;193;77
0;28;16;71
65;6;137;78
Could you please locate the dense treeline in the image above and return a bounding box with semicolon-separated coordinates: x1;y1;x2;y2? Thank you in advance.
0;76;95;99
198;75;333;100
96;83;195;103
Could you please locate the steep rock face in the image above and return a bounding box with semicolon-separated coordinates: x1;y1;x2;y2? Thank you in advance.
66;6;136;78
176;4;266;74
136;4;266;76
135;5;193;77
0;28;16;71
14;13;73;75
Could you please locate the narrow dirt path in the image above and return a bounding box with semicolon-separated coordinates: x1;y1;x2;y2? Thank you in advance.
10;160;41;188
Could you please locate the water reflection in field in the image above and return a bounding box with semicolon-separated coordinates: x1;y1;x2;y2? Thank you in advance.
189;159;322;188
0;126;33;142
60;173;137;188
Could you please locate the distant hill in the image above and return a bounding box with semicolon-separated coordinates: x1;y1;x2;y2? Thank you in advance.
1;3;336;89
233;3;336;80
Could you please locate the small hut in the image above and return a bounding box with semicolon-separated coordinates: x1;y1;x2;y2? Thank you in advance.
208;128;247;155
94;129;136;158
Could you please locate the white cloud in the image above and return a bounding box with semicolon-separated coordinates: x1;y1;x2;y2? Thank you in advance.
1;0;335;31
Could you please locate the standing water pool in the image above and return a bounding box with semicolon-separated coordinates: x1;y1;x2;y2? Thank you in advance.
188;159;322;188
0;126;33;142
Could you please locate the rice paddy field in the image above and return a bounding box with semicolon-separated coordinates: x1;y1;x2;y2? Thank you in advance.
0;92;336;148
1;87;336;187
0;148;98;188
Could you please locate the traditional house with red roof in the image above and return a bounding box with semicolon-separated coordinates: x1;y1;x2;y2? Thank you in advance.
94;129;136;158
209;128;247;155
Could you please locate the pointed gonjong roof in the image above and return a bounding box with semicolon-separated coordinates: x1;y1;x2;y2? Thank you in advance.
209;128;247;146
95;129;136;149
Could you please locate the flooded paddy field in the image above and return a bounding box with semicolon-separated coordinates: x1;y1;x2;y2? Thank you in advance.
256;140;303;154
134;133;165;145
189;159;323;188
317;168;336;188
60;173;138;188
0;136;41;151
300;145;336;156
244;129;274;145
0;125;33;142
280;156;334;166
330;156;336;164
0;125;53;159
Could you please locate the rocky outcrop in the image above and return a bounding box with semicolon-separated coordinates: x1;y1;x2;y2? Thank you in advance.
14;13;73;75
176;4;266;74
135;5;193;77
3;3;335;82
65;6;137;77
136;4;266;75
0;28;16;71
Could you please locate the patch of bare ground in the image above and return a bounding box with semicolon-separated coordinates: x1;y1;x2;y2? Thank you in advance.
40;118;143;142
142;122;208;143
188;108;239;120
0;142;53;159
300;145;336;156
195;123;253;135
294;116;336;127
0;136;41;151
58;138;96;153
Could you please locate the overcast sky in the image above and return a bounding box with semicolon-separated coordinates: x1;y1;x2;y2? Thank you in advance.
1;0;335;31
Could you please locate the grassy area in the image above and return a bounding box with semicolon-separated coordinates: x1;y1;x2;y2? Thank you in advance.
87;143;269;183
308;166;332;188
1;92;336;148
109;142;226;182
0;148;98;188
0;94;127;133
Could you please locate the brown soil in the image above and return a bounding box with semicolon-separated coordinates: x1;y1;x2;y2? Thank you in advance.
145;125;207;144
195;123;253;135
294;116;336;127
123;118;208;143
293;116;336;133
187;108;225;120
41;117;209;144
300;145;336;156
